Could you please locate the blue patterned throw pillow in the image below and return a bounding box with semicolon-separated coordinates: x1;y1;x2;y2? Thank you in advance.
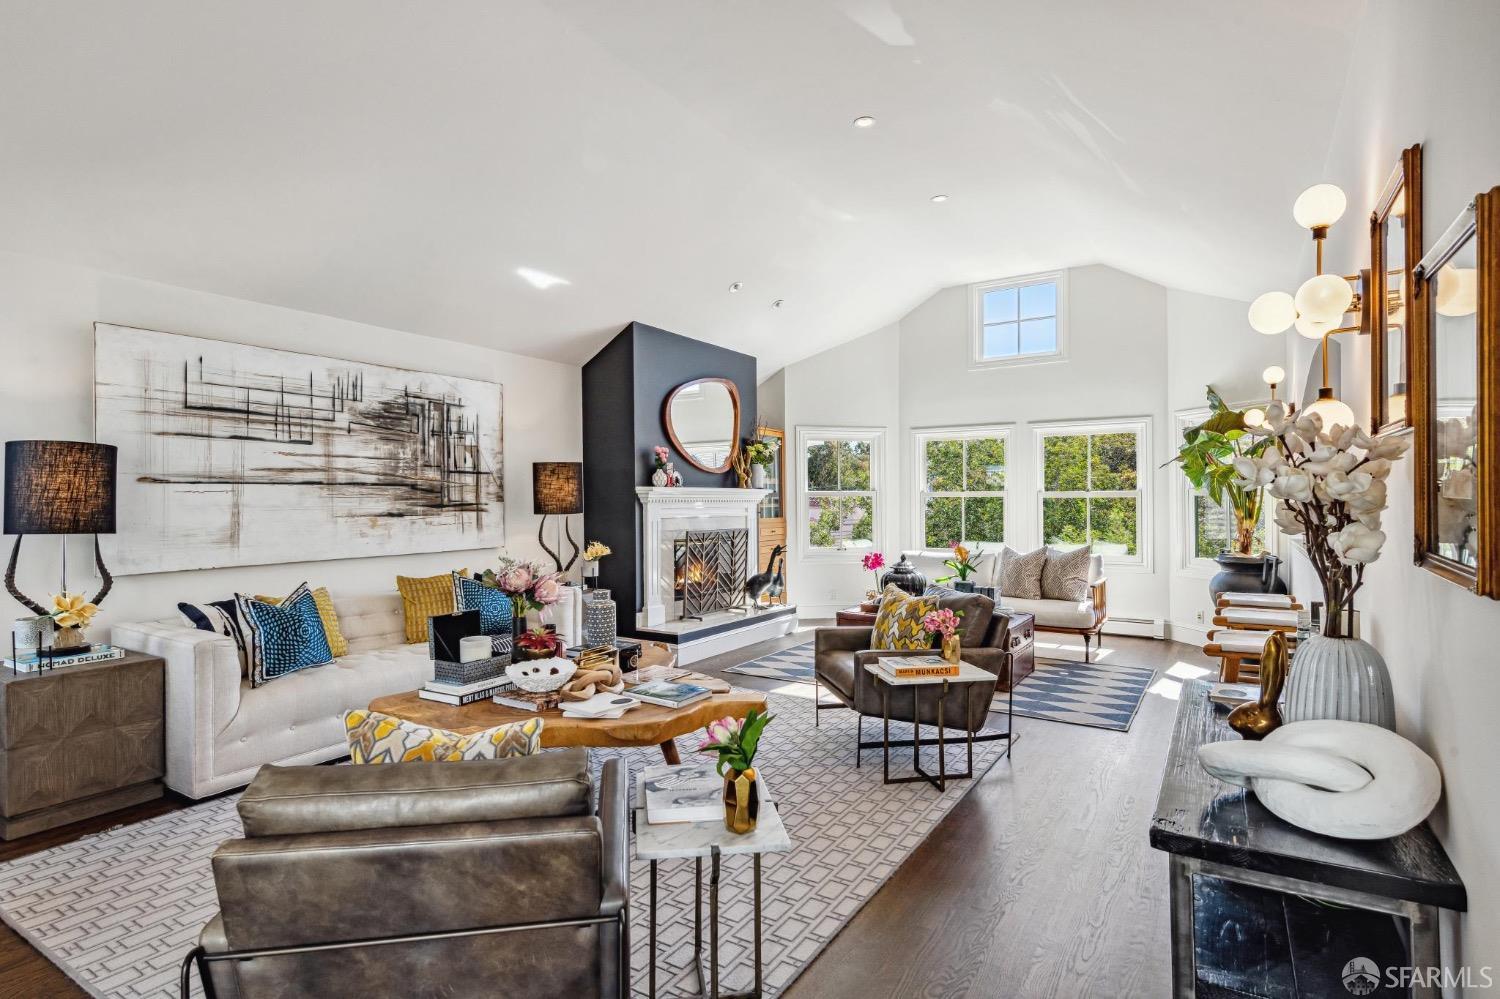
236;583;334;687
452;573;513;636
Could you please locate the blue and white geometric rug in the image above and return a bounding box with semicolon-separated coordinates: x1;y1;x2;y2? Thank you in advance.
1010;660;1155;732
724;641;816;684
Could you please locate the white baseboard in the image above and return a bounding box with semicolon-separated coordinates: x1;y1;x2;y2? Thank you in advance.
1167;621;1211;646
1102;617;1165;639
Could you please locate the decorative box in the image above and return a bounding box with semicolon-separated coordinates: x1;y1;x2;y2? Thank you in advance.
433;653;510;686
427;610;481;662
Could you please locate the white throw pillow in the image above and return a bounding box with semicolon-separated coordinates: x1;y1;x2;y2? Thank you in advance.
1042;546;1093;602
999;545;1047;600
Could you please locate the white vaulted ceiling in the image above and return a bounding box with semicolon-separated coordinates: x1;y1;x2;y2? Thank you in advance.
0;0;1363;374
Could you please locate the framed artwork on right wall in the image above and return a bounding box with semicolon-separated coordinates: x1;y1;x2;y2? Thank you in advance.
1369;143;1422;436
1410;187;1500;598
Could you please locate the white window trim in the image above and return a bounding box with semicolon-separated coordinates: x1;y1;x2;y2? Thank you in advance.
968;269;1069;371
1173;406;1279;577
1032;416;1152;571
794;425;885;563
910;423;1013;553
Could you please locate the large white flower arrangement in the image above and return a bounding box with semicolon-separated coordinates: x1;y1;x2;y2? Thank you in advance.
1237;401;1411;637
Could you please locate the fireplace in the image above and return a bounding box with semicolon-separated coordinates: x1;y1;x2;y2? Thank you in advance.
673;528;749;619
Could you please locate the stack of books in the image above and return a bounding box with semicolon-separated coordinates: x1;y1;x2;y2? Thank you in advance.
418;675;512;706
492;689;563;712
641;762;723;824
4;644;126;673
561;692;640;720
628;679;712;709
872;656;960;681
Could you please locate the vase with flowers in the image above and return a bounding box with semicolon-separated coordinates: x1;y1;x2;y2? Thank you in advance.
745;438;777;489
1238;401;1411;728
582;540;611;590
651;445;674;487
860;552;886;605
696;709;774;834
481;557;563;636
922;607;964;664
48;592;99;651
937;542;979;592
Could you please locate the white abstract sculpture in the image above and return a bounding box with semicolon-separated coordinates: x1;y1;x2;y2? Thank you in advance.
1198;720;1441;840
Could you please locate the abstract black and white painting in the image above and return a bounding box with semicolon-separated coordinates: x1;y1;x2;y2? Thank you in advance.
94;323;503;574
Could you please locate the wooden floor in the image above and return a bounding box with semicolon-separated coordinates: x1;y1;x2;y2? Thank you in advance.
0;625;1213;999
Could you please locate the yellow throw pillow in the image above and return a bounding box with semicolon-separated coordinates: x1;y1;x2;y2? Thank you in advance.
871;584;938;651
254;586;349;658
343;709;543;763
395;571;464;644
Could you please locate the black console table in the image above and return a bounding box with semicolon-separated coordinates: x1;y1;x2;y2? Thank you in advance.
1150;680;1466;998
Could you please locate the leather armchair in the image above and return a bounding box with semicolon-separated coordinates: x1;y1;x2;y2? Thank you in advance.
184;748;628;999
814;591;1002;738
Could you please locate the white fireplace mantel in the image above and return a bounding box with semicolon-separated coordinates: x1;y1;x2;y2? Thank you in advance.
636;486;768;628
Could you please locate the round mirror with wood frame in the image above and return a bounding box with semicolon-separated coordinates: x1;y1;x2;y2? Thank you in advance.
663;377;741;473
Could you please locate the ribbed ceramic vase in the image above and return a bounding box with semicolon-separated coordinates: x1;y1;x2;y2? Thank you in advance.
1283;635;1395;730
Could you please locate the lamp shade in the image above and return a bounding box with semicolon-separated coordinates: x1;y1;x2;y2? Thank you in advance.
532;461;583;515
1294;313;1339;341
1292;184;1347;230
1295;274;1355;323
1304;389;1355;430
1248;291;1296;334
1262;365;1286;385
4;440;117;535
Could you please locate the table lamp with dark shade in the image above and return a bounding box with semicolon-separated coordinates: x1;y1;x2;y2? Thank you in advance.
3;440;118;616
532;461;582;573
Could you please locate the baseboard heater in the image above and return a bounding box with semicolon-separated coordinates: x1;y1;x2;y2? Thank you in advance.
1103;616;1166;640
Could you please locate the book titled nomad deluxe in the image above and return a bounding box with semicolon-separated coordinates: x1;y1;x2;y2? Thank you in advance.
642;762;723;824
628;680;712;709
4;645;127;673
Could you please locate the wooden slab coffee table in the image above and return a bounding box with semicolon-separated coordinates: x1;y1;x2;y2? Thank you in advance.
368;686;767;764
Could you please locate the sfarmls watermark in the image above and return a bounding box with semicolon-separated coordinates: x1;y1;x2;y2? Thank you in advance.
1341;957;1494;994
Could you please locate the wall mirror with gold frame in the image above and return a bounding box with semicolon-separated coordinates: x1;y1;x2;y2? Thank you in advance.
1411;189;1500;598
663;377;741;473
1369;143;1422;436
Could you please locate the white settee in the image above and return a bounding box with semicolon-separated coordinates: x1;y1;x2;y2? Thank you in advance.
113;587;583;800
907;549;1109;659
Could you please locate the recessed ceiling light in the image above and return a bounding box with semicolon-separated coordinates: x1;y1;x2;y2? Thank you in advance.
930;194;949;203
852;115;876;128
728;282;743;293
771;299;785;309
516;267;569;290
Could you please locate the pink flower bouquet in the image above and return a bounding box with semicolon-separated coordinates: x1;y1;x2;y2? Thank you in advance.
921;607;961;640
696;708;773;777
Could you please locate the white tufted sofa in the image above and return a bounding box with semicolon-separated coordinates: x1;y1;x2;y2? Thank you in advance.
113;588;583;800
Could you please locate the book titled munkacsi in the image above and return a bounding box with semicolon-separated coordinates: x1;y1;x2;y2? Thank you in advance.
628;680;711;708
877;656;959;678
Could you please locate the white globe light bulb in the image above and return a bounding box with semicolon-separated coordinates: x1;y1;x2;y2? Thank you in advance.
1305;393;1356;431
1295;273;1354;323
1435;264;1478;318
1293;184;1347;229
1248;291;1296;334
1244;408;1266;429
1295;314;1338;340
1262;365;1286;385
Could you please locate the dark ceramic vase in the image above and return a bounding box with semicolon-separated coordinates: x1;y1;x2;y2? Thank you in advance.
1208;552;1286;600
879;554;927;596
953;580;976;593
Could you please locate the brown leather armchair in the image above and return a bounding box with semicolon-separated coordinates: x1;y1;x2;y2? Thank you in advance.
814;591;1003;753
182;748;628;999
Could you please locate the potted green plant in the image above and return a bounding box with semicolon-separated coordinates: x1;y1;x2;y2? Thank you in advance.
1171;386;1276;597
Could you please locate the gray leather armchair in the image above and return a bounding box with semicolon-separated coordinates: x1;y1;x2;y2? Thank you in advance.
814;591;1003;747
183;748;628;999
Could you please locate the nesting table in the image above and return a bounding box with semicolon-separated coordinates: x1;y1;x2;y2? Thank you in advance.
634;770;793;999
860;659;1010;792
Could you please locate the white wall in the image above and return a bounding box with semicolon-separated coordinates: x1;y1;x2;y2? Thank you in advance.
779;265;1260;628
1165;288;1286;642
1291;0;1500;972
0;251;582;636
782;323;901;617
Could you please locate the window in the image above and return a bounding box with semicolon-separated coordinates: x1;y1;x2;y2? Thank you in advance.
798;428;881;556
915;427;1009;549
970;272;1066;368
1035;420;1148;565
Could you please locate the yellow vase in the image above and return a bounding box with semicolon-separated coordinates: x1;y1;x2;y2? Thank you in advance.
942;634;961;665
722;768;759;834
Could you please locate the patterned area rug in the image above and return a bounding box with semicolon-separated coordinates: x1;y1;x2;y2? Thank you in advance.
1010;660;1155;731
723;641;816;683
0;690;1008;998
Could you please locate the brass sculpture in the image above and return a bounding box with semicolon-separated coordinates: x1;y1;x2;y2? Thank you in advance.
1228;632;1289;740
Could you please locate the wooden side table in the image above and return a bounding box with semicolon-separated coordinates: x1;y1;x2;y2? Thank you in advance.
834;604;877;627
0;651;165;840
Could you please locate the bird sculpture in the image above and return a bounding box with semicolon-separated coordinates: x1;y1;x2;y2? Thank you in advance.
745;544;785;610
766;554;786;603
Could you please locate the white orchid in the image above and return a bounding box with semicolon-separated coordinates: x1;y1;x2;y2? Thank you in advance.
1269;467;1314;503
1274;503;1304;536
1438;497;1475;546
1440;465;1476;502
1261;401;1291;434
1369;434;1413;461
1361;457;1393;480
1324;469;1374;501
1292;409;1323;441
1436;418;1473;459
1331;523;1386;564
1231;452;1279;489
1347;477;1387;512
